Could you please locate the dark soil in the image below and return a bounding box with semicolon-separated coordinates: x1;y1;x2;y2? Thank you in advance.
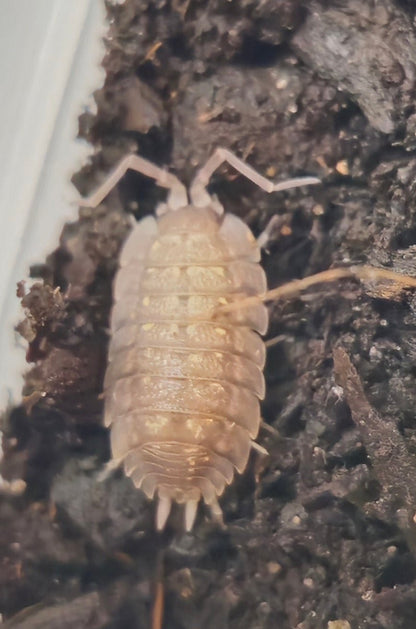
3;1;416;627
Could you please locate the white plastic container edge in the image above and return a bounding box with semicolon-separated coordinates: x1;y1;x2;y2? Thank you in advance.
0;0;108;412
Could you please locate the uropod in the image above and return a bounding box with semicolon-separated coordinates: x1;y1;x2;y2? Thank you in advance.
80;147;321;531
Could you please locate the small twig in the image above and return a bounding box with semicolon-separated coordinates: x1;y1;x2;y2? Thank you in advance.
264;334;288;349
151;549;165;629
144;42;163;62
213;264;416;316
333;347;416;554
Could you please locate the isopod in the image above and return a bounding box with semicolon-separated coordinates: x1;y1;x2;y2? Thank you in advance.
79;148;321;531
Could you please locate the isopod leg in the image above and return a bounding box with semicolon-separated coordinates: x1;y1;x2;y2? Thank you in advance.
184;500;199;531
256;215;283;249
251;440;269;456
156;496;172;531
96;456;124;482
190;147;320;207
206;496;224;528
79;153;188;210
260;420;280;438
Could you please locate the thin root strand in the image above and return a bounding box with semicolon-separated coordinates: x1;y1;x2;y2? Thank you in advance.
213;265;416;316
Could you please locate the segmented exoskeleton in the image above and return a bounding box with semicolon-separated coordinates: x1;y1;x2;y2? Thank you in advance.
80;148;320;530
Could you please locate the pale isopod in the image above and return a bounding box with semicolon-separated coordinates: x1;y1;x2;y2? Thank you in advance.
79;148;321;531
